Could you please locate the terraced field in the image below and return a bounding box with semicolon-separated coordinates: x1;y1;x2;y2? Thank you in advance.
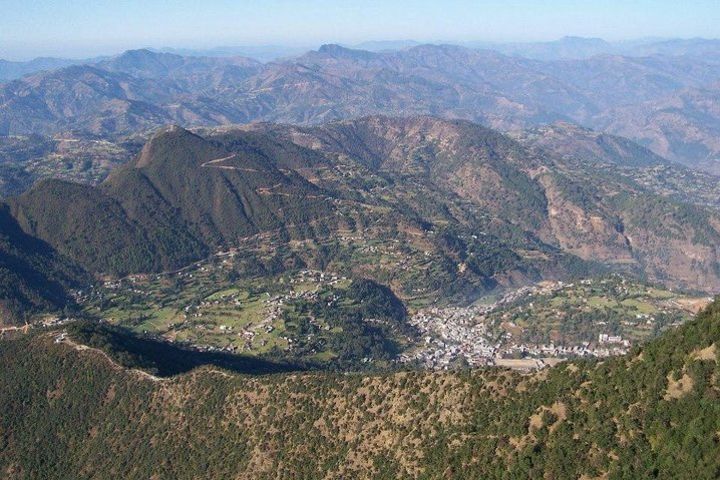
484;277;711;346
82;249;412;369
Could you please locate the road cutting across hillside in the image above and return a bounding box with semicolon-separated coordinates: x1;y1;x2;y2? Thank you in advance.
201;154;259;172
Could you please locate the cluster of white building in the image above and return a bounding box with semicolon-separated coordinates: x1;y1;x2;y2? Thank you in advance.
400;280;639;370
401;305;498;368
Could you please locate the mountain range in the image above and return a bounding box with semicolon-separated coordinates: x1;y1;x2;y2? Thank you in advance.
473;36;720;60
2;43;720;169
4;115;720;324
0;57;89;82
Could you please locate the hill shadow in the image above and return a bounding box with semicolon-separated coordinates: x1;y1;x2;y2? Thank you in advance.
67;320;303;377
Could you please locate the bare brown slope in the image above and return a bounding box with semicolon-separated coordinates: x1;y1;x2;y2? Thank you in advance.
247;116;720;291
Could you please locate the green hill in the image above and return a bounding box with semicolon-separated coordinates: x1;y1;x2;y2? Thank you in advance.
9;125;337;276
2;299;720;478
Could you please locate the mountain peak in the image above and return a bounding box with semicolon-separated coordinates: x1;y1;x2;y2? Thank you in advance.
144;124;198;144
318;44;347;54
100;49;186;76
315;44;377;61
133;125;207;168
115;48;181;61
155;124;190;136
120;48;154;56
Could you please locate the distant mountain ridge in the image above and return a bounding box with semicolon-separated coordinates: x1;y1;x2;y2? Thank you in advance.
471;36;720;60
0;57;87;82
595;83;720;170
2;43;720;167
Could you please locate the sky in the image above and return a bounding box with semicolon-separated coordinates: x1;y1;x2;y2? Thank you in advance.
1;0;719;60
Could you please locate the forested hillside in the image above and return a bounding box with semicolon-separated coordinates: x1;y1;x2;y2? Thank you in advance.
9;125;337;275
2;297;720;478
0;204;86;324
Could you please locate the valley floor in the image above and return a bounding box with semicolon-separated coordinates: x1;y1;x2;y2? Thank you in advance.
71;245;711;372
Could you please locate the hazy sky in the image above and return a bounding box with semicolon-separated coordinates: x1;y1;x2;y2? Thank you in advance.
1;0;719;60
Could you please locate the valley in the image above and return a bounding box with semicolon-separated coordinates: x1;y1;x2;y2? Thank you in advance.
404;276;709;369
4;115;720;370
81;245;707;371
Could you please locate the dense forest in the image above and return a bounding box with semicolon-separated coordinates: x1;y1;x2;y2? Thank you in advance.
2;298;720;478
0;205;87;324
